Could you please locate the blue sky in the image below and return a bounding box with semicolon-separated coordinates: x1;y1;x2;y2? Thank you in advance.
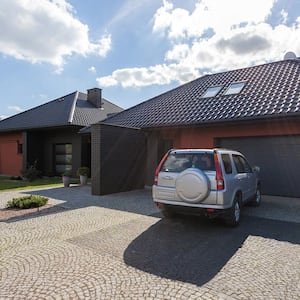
1;0;300;119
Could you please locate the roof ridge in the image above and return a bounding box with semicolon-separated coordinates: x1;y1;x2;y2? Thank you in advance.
68;91;79;124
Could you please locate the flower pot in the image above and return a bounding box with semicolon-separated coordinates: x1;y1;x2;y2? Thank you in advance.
80;175;88;185
62;176;70;187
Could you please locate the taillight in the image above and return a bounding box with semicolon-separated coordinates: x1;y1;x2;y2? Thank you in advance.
214;152;224;190
154;150;170;185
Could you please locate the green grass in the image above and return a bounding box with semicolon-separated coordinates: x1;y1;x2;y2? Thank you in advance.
0;176;79;192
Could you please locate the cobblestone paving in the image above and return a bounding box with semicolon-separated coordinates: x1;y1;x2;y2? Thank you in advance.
0;186;300;299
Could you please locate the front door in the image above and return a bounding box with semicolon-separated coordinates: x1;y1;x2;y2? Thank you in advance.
54;143;72;175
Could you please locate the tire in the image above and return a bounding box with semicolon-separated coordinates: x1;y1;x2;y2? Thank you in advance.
225;196;241;227
250;185;261;207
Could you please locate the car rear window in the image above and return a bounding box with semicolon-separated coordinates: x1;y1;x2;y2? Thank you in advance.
161;152;215;172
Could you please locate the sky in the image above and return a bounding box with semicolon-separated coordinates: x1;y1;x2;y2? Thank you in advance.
1;0;300;119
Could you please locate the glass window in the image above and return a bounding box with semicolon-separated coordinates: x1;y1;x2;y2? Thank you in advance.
201;85;223;98
55;143;72;174
224;82;246;95
17;143;23;154
162;152;215;172
233;155;252;173
221;154;232;174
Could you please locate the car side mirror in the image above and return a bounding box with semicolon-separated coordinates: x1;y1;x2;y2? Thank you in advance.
252;166;260;173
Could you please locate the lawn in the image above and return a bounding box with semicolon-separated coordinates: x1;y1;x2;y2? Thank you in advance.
0;176;79;192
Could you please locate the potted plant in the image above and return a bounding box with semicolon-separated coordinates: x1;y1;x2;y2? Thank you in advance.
62;171;71;187
77;167;90;185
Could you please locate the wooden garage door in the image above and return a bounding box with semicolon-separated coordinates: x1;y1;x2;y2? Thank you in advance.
218;136;300;197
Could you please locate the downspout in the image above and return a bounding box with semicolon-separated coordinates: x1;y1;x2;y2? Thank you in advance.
68;91;79;124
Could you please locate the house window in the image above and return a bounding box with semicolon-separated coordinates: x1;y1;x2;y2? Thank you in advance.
17;142;23;154
55;143;72;174
201;85;223;98
224;82;246;95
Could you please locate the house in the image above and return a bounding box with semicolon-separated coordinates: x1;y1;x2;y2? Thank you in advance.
91;56;300;197
0;88;122;177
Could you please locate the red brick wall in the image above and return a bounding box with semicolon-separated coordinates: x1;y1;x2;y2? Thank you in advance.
160;119;300;148
0;132;23;176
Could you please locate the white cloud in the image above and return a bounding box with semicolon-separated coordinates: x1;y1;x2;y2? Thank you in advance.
96;34;112;57
97;0;300;89
0;0;111;69
97;63;199;88
0;115;9;120
89;66;96;73
153;0;276;39
8;105;24;113
280;9;288;24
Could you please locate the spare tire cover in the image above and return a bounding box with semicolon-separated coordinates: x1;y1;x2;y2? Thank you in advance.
175;168;210;203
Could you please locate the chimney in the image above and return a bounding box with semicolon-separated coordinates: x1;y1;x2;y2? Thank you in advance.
87;88;102;108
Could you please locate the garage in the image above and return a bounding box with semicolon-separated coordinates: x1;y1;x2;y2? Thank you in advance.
218;135;300;197
93;58;300;198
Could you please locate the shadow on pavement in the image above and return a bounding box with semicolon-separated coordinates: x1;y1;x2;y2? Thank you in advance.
123;214;300;286
17;186;158;216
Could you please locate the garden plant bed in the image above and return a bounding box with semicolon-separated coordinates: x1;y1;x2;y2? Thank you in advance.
0;204;66;222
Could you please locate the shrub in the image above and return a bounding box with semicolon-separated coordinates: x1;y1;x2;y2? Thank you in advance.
76;167;90;177
7;195;48;209
22;160;42;182
9;176;23;181
62;170;72;177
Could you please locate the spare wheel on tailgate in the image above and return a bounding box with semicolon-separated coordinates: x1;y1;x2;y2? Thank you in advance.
175;168;210;203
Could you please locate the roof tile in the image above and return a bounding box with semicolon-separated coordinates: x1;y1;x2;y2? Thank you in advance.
102;59;300;128
0;91;122;132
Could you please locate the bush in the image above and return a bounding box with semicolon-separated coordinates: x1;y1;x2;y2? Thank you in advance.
7;195;48;209
22;160;42;182
9;176;23;181
76;167;90;177
62;170;72;177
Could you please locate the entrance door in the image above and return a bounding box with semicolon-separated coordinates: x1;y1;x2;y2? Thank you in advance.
54;144;72;174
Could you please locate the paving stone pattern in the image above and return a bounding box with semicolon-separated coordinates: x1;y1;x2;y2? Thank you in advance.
0;186;300;299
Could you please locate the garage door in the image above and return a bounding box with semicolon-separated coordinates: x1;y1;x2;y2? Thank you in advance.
218;136;300;197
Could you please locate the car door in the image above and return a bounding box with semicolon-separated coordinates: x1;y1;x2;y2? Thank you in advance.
239;156;256;198
233;155;256;201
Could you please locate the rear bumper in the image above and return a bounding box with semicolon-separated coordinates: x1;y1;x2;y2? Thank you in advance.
155;201;231;218
153;198;231;210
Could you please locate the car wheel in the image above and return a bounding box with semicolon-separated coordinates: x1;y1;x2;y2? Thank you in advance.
225;196;241;227
250;185;261;207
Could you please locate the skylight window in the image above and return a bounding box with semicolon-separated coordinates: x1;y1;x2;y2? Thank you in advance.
224;82;246;95
201;85;223;98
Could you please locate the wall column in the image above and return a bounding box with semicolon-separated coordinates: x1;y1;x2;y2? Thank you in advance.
91;124;101;195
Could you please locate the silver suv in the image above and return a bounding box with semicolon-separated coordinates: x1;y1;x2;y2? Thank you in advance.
152;148;261;226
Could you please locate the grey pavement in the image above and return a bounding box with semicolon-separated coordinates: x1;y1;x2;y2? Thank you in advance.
0;185;300;299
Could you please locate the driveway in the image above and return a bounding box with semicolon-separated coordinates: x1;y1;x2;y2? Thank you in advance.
0;185;300;299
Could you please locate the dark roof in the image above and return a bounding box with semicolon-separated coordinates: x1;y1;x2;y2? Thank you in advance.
102;59;300;129
0;91;123;132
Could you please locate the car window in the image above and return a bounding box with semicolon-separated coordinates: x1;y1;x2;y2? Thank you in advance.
233;155;252;173
162;152;215;172
221;154;232;174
